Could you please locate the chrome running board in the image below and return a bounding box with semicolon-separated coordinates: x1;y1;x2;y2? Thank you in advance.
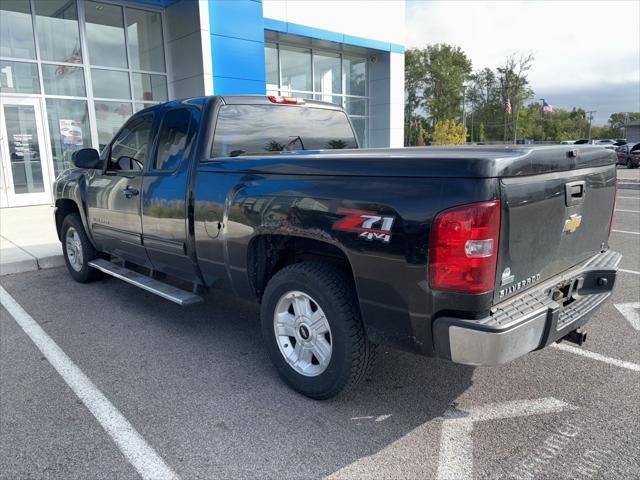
88;258;203;306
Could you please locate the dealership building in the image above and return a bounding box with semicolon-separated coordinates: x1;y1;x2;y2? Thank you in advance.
0;0;405;207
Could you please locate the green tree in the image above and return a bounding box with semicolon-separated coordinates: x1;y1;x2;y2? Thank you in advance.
404;44;472;145
423;44;472;125
404;48;428;146
432;119;467;145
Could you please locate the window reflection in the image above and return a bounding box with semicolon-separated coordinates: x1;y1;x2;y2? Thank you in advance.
34;0;82;64
46;99;91;175
41;64;86;96
127;8;166;72
85;1;127;69
132;73;167;102
94;101;133;150
92;69;131;100
314;52;341;97
212;105;357;157
0;60;40;94
0;0;36;59
280;46;311;93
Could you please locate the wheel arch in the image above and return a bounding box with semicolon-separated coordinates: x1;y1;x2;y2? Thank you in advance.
246;234;358;303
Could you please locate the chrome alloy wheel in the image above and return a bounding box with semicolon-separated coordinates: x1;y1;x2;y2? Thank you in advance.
273;290;332;377
65;226;84;272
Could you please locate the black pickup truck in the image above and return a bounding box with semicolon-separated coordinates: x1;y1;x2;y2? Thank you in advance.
54;95;621;399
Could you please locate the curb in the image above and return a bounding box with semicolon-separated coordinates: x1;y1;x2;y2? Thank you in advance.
0;254;65;276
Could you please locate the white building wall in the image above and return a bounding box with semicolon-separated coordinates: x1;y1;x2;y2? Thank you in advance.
263;0;405;46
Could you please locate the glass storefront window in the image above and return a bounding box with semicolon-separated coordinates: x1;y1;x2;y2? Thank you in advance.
0;60;40;94
265;42;369;146
45;98;92;175
3;104;44;193
134;102;156;112
344;57;367;97
85;1;127;69
314;52;341;95
313;93;342;107
350;117;366;147
94;101;133;150
345;97;367;117
127;8;165;72
265;43;279;92
41;64;86;97
280;46;311;93
91;69;131;99
132;73;167;102
34;0;82;64
0;0;36;59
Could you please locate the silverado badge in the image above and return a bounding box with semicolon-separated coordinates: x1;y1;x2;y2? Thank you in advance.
563;214;582;234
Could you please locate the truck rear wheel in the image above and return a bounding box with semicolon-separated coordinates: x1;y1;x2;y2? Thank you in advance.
61;213;101;283
260;261;376;399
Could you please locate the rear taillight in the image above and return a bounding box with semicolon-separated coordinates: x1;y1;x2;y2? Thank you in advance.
267;95;306;105
607;179;618;238
429;200;501;294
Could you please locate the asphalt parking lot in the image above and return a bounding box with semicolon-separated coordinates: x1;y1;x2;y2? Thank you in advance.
1;188;639;480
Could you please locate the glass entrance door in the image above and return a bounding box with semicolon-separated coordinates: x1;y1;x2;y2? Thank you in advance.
0;97;53;206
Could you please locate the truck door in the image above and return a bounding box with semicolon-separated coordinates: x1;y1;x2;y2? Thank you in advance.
141;107;198;280
86;113;153;267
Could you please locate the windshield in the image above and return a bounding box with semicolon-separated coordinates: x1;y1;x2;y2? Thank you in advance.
212;104;358;157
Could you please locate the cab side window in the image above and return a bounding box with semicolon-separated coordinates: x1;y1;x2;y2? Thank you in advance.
108;114;153;172
153;109;193;171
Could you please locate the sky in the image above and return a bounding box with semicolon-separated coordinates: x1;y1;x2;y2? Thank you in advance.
406;0;640;125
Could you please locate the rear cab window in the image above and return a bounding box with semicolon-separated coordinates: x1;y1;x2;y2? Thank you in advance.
212;104;358;158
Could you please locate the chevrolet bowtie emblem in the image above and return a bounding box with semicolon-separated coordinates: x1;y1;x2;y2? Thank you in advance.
563;214;582;234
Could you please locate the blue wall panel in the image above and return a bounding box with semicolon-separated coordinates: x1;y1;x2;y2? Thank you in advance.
263;18;405;53
209;0;266;95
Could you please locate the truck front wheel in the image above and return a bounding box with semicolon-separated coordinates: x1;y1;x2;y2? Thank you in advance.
260;261;376;399
61;213;102;283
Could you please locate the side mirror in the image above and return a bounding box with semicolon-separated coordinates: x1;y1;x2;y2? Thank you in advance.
73;148;101;169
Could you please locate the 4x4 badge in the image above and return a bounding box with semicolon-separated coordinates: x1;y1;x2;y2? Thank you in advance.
333;209;395;243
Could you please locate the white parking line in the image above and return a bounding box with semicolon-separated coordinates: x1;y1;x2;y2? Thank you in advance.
437;398;575;480
619;268;640;275
552;343;640;372
615;302;640;330
612;229;640;235
618;196;640;199
615;209;640;213
0;286;180;480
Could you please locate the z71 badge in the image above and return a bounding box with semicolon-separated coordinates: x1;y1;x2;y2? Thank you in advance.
333;208;395;243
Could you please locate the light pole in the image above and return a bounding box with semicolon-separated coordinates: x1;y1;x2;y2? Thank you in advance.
586;110;596;142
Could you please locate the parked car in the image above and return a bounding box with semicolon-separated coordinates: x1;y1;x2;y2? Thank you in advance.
54;95;621;399
616;142;640;168
560;140;575;145
594;139;618;151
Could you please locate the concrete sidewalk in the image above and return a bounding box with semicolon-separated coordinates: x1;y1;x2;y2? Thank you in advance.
0;205;64;276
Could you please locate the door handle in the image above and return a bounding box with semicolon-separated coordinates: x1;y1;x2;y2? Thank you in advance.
122;186;139;198
565;181;585;206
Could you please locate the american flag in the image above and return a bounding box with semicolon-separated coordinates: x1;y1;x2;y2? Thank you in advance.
542;99;554;113
505;97;512;114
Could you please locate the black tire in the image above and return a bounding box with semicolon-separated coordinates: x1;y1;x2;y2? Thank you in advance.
61;213;102;283
627;159;633;169
260;261;376;400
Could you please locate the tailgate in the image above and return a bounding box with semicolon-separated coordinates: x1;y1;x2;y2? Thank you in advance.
495;162;616;302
